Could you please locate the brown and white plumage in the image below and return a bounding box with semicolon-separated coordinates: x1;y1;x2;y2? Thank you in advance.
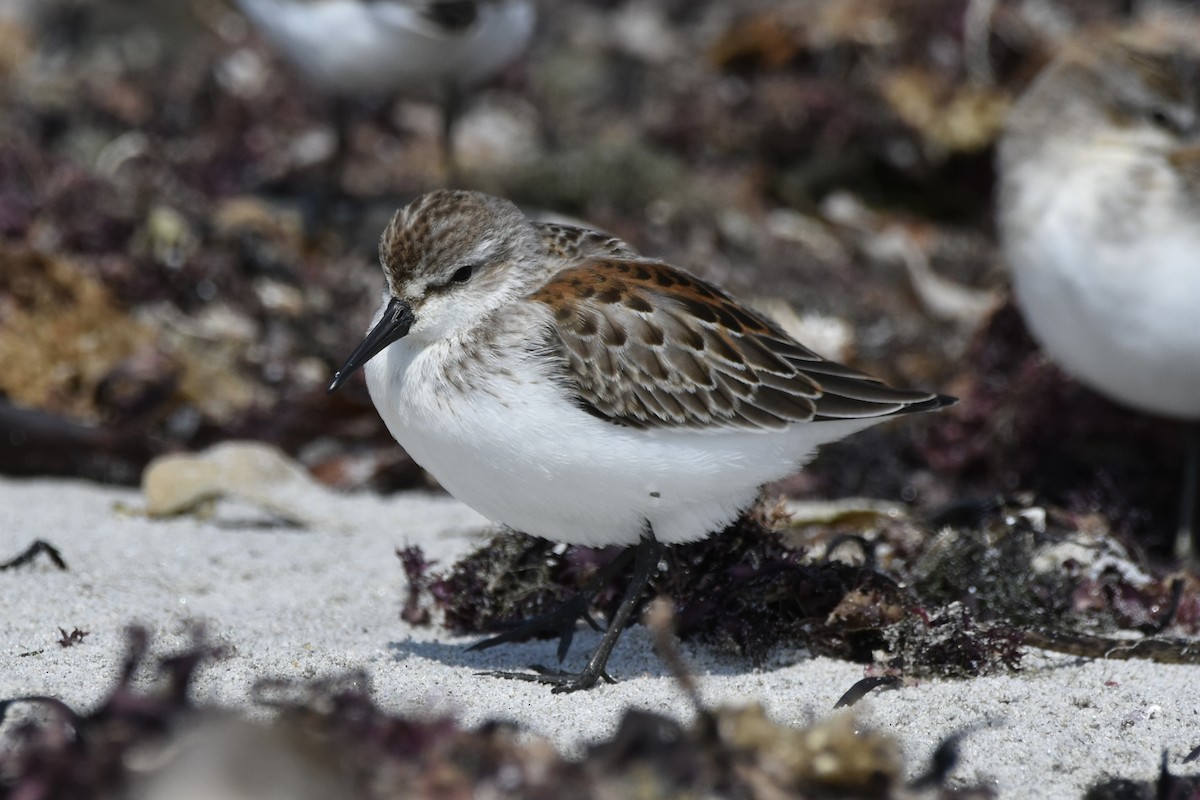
532;258;948;431
1000;26;1200;421
329;190;952;690
536;224;638;264
999;20;1200;562
331;188;950;545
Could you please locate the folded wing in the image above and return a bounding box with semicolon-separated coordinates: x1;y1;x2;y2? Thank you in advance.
530;258;951;431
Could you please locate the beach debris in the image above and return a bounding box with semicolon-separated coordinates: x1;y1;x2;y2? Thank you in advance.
404;513;1027;677
907;720;999;791
0;539;66;572
56;627;88;648
880;67;1012;154
396;545;435;626
140;440;329;526
822;192;1002;328
406;490;1200;679
1084;750;1200;800
0;627;1002;798
834;675;901;708
0;248;158;423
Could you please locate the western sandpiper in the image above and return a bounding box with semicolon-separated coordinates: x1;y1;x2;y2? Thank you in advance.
235;0;535;178
998;21;1200;563
328;190;954;691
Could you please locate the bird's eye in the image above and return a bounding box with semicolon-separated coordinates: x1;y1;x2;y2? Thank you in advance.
1149;108;1172;128
451;265;474;284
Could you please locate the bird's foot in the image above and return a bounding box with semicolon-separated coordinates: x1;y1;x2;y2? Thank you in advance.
480;664;616;693
466;592;603;663
467;546;636;661
466;537;659;693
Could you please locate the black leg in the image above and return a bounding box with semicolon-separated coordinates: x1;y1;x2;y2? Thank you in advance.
468;545;636;662
330;96;353;195
557;534;664;693
440;81;463;187
479;533;664;693
289;96;356;237
1176;422;1199;566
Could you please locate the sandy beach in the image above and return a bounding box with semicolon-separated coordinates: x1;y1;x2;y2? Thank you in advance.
1;476;1196;797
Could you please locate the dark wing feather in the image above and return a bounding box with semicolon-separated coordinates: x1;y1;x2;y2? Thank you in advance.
534;223;639;265
530;258;952;431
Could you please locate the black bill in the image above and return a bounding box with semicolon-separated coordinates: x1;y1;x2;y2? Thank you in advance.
327;297;415;394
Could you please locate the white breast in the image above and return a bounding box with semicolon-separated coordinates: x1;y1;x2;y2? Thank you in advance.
1003;142;1200;419
364;333;882;546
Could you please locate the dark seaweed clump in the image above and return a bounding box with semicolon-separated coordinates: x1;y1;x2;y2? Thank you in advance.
406;513;1029;679
0;628;1010;799
403;486;1200;680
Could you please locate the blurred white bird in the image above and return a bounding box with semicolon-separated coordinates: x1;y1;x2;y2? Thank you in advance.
236;0;536;182
998;21;1200;563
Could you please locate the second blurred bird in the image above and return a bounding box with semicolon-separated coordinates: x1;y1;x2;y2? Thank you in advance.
998;17;1200;564
236;0;535;183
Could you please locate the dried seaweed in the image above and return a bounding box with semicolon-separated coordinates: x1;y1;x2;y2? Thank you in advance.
1084;751;1200;800
0;628;205;797
411;486;1200;679
0;627;1007;799
885;603;1024;678
412;512;1030;678
0;539;66;571
55;627;88;648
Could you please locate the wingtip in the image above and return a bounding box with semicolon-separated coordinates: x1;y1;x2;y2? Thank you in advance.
902;392;958;415
919;393;958;413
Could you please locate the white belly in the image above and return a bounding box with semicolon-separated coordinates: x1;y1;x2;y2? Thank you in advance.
1004;151;1200;420
238;0;535;96
365;339;880;546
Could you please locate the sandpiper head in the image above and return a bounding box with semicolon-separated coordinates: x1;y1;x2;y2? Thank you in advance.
1007;25;1200;154
327;190;543;393
1090;32;1200;140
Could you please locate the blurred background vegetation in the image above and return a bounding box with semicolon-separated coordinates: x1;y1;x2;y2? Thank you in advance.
0;0;1186;558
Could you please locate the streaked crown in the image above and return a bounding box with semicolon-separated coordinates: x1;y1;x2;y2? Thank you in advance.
376;190;547;341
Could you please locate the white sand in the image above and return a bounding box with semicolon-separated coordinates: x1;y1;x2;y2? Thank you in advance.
1;477;1197;796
